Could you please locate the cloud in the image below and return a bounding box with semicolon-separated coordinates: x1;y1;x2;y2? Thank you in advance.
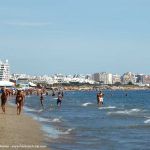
3;21;52;27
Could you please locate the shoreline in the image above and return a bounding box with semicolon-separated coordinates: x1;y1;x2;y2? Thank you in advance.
0;102;50;150
60;85;150;91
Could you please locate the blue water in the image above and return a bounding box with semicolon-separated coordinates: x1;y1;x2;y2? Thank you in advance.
12;90;150;150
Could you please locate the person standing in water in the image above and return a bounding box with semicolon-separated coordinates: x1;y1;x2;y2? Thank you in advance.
16;90;24;115
52;89;55;96
57;92;63;107
40;93;44;109
97;91;104;106
1;87;8;114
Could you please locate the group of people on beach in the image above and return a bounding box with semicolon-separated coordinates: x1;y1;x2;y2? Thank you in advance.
1;86;105;116
0;87;25;115
1;87;65;115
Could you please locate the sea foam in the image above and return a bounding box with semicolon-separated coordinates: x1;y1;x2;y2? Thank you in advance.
144;119;150;124
108;108;141;115
42;125;60;139
82;102;93;107
42;126;73;139
23;106;38;112
51;118;61;123
99;106;116;110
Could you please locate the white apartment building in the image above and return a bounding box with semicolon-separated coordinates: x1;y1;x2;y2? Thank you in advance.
93;72;112;84
142;75;150;84
0;59;10;81
112;74;121;84
121;72;136;84
92;73;100;82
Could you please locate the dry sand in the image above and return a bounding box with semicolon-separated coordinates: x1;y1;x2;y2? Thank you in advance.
0;105;50;150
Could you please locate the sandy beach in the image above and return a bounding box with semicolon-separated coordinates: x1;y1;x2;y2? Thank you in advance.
0;104;50;150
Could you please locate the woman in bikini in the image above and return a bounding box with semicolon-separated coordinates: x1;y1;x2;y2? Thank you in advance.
16;90;24;115
97;91;104;106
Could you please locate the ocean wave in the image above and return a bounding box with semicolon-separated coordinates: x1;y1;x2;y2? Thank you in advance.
42;126;74;139
98;106;116;110
107;108;141;115
38;109;44;113
42;125;60;139
62;128;74;135
33;116;62;123
34;117;51;122
144;119;150;124
51;118;61;123
82;102;93;107
23;106;38;112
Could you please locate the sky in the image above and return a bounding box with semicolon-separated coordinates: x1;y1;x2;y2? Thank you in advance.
0;0;150;75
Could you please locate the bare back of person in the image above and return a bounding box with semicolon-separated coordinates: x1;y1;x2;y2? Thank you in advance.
1;88;8;113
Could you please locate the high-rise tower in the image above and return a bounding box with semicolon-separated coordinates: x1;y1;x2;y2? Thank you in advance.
0;59;10;81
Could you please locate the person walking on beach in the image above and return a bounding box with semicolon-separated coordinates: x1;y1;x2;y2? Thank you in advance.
57;92;63;107
1;87;8;114
40;93;44;109
52;90;55;96
97;91;104;106
16;90;24;115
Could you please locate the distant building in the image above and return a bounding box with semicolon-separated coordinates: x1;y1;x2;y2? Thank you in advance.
16;78;29;85
92;73;100;82
93;72;112;84
0;59;10;81
121;72;136;84
55;74;65;83
112;74;121;84
142;75;150;84
135;74;143;83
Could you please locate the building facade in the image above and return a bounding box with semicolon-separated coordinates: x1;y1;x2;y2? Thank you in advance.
0;60;10;81
112;74;121;84
142;75;150;85
93;72;112;84
121;72;136;84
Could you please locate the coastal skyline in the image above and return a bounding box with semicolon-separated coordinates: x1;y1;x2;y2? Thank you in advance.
0;0;150;75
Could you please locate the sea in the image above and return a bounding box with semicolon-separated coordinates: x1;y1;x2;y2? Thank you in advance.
10;90;150;150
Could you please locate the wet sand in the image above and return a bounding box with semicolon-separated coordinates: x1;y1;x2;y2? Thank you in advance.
0;105;50;150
